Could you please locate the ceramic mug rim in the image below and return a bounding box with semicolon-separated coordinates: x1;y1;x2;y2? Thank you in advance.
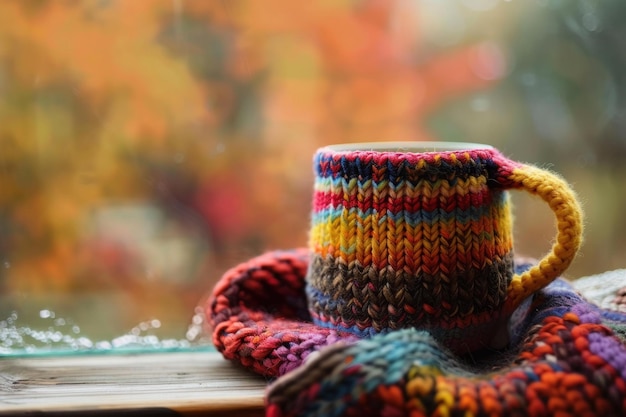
323;141;494;154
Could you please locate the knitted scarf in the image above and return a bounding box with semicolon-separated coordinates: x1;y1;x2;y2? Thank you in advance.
208;250;626;417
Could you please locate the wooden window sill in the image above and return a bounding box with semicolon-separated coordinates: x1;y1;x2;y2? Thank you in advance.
0;351;267;416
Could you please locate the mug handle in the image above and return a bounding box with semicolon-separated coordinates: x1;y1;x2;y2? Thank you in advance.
500;163;584;313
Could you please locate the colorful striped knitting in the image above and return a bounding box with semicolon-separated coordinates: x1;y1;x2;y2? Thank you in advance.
207;251;626;417
266;275;626;417
207;143;587;415
308;145;582;352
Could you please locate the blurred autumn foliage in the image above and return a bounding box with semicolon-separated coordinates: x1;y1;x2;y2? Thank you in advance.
0;1;499;290
1;0;625;343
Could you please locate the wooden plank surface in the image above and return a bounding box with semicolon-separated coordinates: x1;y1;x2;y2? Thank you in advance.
0;270;623;416
0;351;267;416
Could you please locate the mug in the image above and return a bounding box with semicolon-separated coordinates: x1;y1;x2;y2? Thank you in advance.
306;141;583;353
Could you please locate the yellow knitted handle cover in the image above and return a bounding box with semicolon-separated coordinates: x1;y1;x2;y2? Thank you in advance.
504;164;584;312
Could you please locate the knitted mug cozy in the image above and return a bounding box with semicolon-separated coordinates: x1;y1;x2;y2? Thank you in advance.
207;142;592;415
307;142;582;352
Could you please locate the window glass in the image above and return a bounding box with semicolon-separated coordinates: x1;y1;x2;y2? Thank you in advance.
1;0;624;355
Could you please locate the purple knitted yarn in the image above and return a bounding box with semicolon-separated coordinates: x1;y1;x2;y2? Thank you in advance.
207;249;359;377
207;248;626;417
206;249;626;417
266;279;626;417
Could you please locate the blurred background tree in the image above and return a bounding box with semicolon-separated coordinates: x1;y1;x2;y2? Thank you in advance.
0;0;624;349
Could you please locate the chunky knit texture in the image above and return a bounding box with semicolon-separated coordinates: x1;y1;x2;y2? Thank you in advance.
207;251;626;417
308;146;582;351
207;144;588;415
209;249;358;377
266;277;626;417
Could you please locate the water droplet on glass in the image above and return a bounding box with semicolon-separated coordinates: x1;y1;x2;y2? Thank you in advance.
186;327;200;341
146;335;159;345
39;309;54;319
95;341;112;350
192;315;203;325
77;337;93;349
0;312;207;354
